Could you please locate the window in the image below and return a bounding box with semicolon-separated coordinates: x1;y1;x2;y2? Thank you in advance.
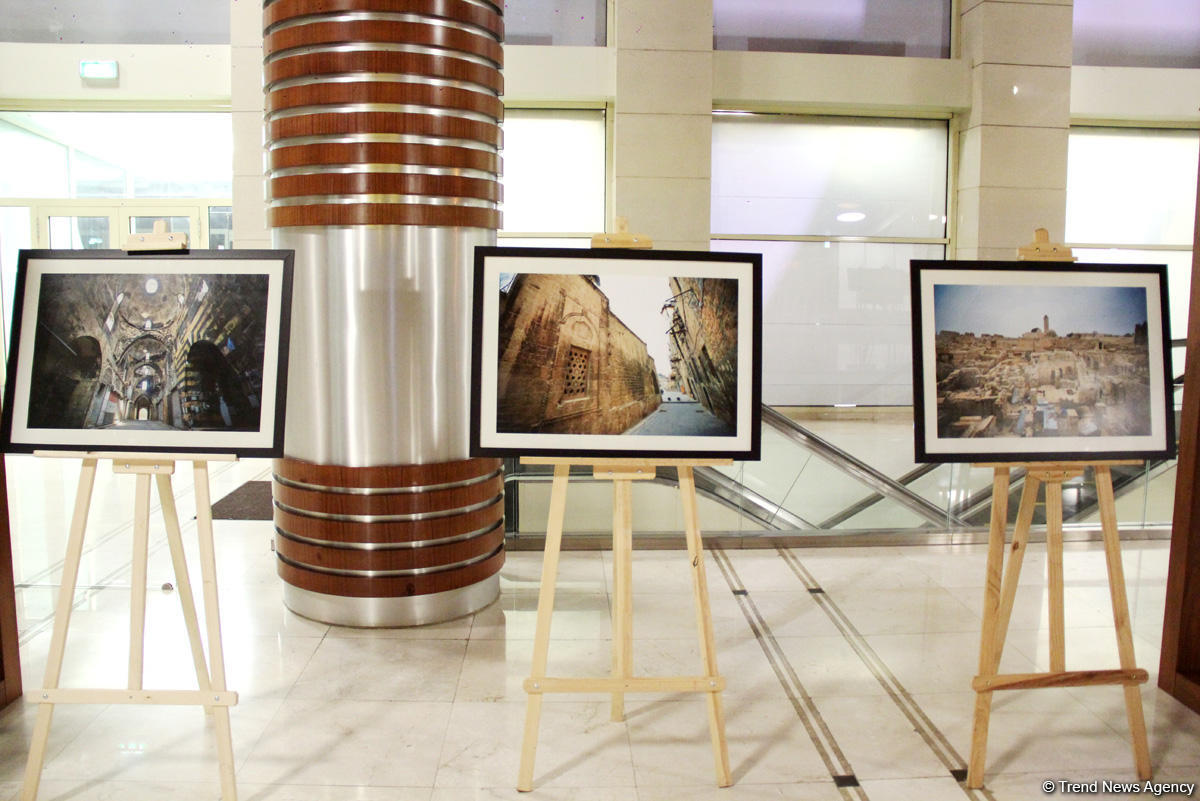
1066;128;1198;248
0;0;228;44
1066;127;1200;339
1073;0;1200;68
0;112;232;199
504;0;606;46
562;346;591;399
712;113;949;405
501;109;606;240
714;0;951;58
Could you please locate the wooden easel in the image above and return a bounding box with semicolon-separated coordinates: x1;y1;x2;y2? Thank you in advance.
966;231;1152;787
516;458;732;792
21;452;239;801
517;219;731;791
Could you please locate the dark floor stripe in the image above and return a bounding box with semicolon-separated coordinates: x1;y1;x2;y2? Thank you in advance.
773;546;999;801
709;547;863;792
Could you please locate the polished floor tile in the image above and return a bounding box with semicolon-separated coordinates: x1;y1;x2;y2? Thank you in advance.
1;454;1198;801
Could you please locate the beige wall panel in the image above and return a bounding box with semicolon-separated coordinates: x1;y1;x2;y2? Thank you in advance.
958;126;984;190
613;113;712;179
0;43;229;105
231;0;264;47
976;186;1068;250
231;45;265;113
976;246;1025;260
232;173;268;242
616;0;713;51
961;1;1072;67
955;186;982;251
502;45;616;104
616;51;712;115
234;235;273;249
968;63;1071;128
974;125;1069;189
612;176;710;247
962;0;1072;11
653;240;711;252
232;111;265;178
956;246;1030;260
713;51;970;113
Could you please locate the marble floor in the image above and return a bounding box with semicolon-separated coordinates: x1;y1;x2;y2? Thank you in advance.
1;454;1198;801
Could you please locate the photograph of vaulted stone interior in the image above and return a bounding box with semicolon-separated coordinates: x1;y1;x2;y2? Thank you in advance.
495;271;738;437
27;272;269;432
933;283;1153;439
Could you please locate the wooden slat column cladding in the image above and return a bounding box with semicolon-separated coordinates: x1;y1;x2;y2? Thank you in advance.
264;0;505;627
273;457;504;597
263;0;503;229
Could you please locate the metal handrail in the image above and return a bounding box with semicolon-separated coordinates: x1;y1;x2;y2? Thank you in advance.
748;406;964;528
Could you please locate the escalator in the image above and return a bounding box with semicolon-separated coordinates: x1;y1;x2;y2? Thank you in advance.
503;402;1176;538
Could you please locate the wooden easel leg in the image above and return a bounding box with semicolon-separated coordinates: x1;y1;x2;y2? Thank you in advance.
518;464;570;792
967;467;1010;788
128;472;152;691
970;472;1040;789
610;478;633;722
678;466;731;787
21;457;99;801
192;462;237;801
155;473;213;696
1095;466;1152;779
990;475;1041;663
1045;480;1066;673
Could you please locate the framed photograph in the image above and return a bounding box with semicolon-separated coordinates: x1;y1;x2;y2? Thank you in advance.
910;260;1175;463
470;246;762;459
1;249;294;457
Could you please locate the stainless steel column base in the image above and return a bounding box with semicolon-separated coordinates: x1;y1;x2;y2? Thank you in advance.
281;575;500;628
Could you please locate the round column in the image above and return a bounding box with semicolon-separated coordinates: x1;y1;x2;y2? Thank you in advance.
263;0;504;626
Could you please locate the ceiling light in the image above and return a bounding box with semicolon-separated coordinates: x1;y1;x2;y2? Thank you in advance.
145;278;159;294
836;211;866;223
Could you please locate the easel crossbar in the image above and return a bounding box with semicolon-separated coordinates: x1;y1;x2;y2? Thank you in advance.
39;688;239;706
973;669;1148;692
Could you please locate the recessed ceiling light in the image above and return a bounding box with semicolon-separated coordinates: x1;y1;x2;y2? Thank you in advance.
836;211;866;223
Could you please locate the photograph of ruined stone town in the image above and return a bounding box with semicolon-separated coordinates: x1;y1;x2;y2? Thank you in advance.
932;282;1153;440
26;272;271;432
494;271;739;438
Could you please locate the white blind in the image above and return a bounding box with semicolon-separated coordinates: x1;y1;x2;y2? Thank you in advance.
501;109;606;235
712;114;948;239
1066;128;1199;247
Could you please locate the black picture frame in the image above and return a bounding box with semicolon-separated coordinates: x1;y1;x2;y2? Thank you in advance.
470;246;763;460
910;259;1175;463
1;249;294;458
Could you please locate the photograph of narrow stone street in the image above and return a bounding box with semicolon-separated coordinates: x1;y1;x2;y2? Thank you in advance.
494;271;739;437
